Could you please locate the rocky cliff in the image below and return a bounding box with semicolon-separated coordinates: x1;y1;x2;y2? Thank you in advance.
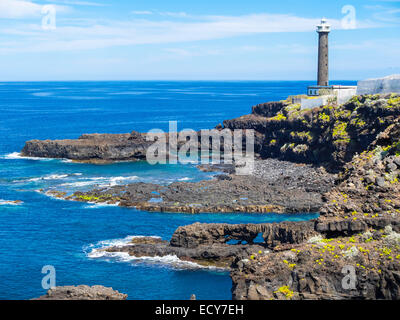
22;131;150;162
230;115;400;300
224;94;400;171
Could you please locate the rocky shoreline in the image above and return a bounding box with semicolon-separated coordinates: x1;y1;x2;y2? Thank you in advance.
49;158;334;214
21;93;400;299
94;215;400;299
93;221;316;269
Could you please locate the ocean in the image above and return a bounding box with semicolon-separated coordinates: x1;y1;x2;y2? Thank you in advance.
0;81;354;300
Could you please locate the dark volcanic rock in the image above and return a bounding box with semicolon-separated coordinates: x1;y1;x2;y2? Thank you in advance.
101;236;266;269
319;119;400;224
22;132;151;162
97;221;317;270
262;221;317;248
224;94;400;171
229;108;400;300
170;221;317;249
251;101;288;117
231;222;400;300
64;158;335;214
33;285;127;300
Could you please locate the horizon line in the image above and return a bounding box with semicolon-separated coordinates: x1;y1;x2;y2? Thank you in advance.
0;79;358;83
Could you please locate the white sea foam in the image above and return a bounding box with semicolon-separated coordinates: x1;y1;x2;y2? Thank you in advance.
83;202;120;209
44;174;69;180
61;175;139;188
88;251;209;269
86;235;158;250
87;248;214;269
32;92;53;97
0;199;23;206
178;177;192;181
57;96;106;100
108;91;148;95
2;152;58;161
85;235;226;270
17;173;82;183
3;152;43;160
103;176;139;187
60;181;96;187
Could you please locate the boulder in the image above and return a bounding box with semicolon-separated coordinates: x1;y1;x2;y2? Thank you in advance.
33;285;127;300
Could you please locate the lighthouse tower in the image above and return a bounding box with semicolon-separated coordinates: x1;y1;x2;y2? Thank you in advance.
317;18;330;86
303;18;357;108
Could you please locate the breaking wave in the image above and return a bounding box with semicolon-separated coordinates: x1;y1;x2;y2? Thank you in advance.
15;173;82;183
60;175;139;188
84;235;225;270
0;199;23;206
2;152;54;161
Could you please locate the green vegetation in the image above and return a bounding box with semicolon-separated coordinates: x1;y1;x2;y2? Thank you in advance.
332;121;350;144
274;286;294;299
290;131;313;143
387;96;400;108
271;113;287;121
75;194;120;202
318;112;330;123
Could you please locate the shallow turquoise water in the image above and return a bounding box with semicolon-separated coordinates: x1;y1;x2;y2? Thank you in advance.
0;81;353;299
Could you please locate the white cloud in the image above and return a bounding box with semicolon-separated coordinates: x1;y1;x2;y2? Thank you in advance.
160;12;189;18
0;0;70;19
164;47;223;57
131;10;153;15
333;38;400;53
49;1;106;6
0;12;386;54
364;3;400;24
0;0;41;19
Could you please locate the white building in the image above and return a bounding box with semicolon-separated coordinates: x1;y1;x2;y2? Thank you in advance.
301;85;357;109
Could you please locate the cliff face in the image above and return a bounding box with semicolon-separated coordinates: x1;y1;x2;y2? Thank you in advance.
224;94;400;170
170;221;317;249
230;115;400;300
231;229;400;300
21;131;151;162
318;119;400;225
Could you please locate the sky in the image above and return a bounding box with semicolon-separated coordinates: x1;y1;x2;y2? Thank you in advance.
0;0;399;81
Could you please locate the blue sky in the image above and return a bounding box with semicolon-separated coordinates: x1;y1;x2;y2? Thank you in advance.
0;0;399;80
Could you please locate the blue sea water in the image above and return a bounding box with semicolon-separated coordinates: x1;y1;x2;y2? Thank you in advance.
0;81;354;300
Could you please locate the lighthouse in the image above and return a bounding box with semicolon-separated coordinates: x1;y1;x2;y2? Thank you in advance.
317;18;330;86
303;18;357;109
